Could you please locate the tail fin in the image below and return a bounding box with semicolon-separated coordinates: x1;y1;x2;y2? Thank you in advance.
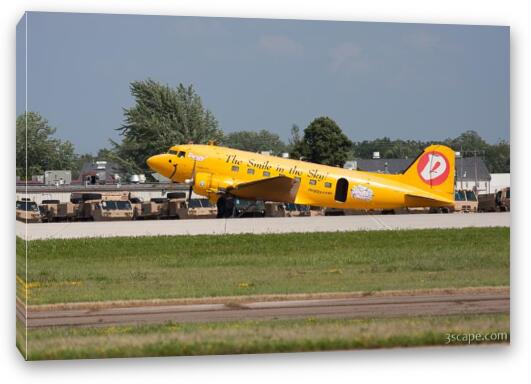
400;144;455;205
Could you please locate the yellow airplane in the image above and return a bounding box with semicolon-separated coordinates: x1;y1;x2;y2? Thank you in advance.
147;143;455;217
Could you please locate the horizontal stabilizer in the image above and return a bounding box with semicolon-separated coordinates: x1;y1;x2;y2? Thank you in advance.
405;194;453;208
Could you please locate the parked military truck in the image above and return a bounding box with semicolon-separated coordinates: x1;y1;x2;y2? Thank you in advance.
132;192;189;220
478;187;510;212
245;201;310;218
160;192;189;219
132;197;165;220
453;190;478;213
187;198;217;219
16;198;42;223
284;203;311;217
39;199;78;222
233;199;266;218
71;192;134;221
264;202;286;217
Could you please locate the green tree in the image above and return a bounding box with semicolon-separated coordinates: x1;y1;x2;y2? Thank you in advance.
16;112;77;179
353;138;427;159
287;124;303;159
114;79;223;172
445;130;489;153
293;117;352;166
350;130;510;174
222;129;287;154
484;141;510;173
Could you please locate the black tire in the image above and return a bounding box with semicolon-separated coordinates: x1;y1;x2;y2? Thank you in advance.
216;197;226;218
167;192;187;199
216;196;235;218
81;193;102;201
224;197;235;218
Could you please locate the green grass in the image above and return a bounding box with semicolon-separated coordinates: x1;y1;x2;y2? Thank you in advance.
17;313;510;360
16;227;510;305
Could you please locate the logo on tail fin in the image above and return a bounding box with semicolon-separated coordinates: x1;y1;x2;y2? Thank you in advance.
417;151;450;185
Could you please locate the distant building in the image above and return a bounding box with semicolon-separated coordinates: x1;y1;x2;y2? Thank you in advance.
454;157;492;194
44;170;71;185
346;157;493;194
80;160;122;185
31;175;44;184
489;173;510;193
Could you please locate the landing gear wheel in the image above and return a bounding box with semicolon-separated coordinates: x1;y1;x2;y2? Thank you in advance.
216;195;235;218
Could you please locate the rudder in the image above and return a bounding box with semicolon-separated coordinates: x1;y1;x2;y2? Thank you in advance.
401;144;455;203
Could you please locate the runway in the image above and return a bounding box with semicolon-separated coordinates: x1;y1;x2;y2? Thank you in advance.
16;212;510;240
17;289;509;328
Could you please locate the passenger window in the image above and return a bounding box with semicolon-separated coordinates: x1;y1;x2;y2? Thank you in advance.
168;149;178;155
263;171;271;177
309;180;317;185
324;182;332;188
177;151;186;158
247;168;255;175
231;165;239;172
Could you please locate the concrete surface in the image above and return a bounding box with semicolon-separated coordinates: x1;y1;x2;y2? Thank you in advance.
16;212;510;240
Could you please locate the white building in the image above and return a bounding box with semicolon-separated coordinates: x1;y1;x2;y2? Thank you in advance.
489;173;510;193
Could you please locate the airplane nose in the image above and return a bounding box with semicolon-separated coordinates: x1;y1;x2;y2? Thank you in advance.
146;155;157;170
146;154;165;173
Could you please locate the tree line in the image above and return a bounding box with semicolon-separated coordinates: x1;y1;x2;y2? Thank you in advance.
16;79;510;180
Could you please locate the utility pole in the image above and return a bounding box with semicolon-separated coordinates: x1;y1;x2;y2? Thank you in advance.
459;145;463;190
474;149;478;192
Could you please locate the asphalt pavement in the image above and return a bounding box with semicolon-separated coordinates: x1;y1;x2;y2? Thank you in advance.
17;289;509;328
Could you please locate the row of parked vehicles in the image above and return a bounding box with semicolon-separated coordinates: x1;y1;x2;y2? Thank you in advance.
453;187;511;213
15;192;312;223
15;187;510;223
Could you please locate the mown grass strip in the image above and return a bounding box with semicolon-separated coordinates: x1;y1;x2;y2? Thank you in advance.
18;313;509;360
17;227;510;305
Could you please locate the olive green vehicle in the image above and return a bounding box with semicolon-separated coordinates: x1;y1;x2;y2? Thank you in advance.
478;187;510;212
233;198;266;218
71;192;134;221
16;198;42;223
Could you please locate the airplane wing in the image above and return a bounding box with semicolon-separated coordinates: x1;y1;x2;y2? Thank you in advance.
226;175;300;203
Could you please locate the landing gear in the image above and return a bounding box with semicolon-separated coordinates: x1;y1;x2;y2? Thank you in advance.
216;195;235;218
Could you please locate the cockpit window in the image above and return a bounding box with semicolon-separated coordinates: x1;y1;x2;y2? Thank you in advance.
177;151;186;158
168;149;178;155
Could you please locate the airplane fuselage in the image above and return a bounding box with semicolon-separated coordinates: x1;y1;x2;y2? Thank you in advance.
147;143;455;210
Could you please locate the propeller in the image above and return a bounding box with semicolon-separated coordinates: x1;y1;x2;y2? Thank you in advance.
187;160;197;203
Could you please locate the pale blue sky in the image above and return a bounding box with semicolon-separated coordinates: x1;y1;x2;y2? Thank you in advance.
17;12;509;154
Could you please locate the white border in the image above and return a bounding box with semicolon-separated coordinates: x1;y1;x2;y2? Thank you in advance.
2;1;528;383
